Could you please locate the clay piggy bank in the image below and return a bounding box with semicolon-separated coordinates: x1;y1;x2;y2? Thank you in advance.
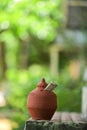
27;78;57;120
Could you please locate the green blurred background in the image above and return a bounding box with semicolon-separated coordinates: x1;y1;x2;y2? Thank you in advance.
0;0;87;129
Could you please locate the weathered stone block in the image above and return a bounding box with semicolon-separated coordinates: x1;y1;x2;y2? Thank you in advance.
24;112;87;130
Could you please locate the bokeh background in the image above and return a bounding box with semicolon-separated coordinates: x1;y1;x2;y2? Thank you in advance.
0;0;87;129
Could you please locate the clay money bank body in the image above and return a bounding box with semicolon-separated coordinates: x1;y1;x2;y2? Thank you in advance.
27;78;57;120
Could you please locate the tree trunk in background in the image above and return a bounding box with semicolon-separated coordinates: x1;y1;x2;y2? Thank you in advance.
0;42;7;79
19;42;29;69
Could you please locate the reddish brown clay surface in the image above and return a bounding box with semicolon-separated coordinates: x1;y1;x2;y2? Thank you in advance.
27;78;57;120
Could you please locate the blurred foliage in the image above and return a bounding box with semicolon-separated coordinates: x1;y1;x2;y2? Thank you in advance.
0;0;62;69
0;0;62;42
54;69;84;112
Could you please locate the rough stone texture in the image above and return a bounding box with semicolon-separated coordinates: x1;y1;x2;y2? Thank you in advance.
24;112;87;130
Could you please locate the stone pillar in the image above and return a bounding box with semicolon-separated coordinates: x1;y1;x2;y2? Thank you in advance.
50;46;59;78
82;68;87;120
82;87;87;121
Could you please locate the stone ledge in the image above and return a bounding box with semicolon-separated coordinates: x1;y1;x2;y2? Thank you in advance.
24;112;87;130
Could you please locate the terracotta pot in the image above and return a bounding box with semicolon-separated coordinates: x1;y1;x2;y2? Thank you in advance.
27;78;57;120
